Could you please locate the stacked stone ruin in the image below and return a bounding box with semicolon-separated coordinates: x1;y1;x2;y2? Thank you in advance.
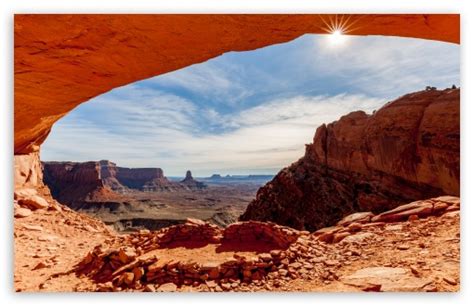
75;219;304;291
73;196;460;292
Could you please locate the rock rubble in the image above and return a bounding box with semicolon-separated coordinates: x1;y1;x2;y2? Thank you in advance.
70;196;459;292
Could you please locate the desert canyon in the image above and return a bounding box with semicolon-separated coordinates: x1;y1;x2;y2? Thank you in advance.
14;14;460;292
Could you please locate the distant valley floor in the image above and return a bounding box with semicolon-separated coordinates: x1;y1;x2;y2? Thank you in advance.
78;184;259;232
41;160;272;232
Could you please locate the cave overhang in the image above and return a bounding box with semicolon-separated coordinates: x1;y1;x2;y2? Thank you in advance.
14;14;460;154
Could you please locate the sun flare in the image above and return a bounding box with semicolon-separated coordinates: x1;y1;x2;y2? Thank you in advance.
319;14;364;47
328;29;347;46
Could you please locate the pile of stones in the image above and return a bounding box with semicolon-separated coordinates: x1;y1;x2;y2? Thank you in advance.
14;188;61;218
74;219;311;292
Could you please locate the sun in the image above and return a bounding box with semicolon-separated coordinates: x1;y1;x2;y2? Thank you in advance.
327;29;347;46
318;14;364;47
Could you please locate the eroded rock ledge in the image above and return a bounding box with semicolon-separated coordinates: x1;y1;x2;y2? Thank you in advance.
240;88;460;231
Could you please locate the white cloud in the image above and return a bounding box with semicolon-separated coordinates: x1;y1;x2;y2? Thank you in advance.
41;34;458;176
144;61;256;107
42;92;384;176
224;94;382;128
307;35;459;97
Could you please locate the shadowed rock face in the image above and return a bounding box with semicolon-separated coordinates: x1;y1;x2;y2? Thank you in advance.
240;88;460;231
42;161;120;209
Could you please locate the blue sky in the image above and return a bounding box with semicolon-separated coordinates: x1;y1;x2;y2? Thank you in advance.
41;34;459;176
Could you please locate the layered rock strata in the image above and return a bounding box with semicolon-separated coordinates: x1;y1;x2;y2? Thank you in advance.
42;160;206;209
241;88;460;231
99;160;178;192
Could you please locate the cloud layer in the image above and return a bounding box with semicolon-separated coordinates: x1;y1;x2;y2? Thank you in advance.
41;34;459;176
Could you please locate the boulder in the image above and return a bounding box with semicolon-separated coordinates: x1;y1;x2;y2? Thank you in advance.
18;195;49;210
14;152;43;188
14;207;32;218
22;224;43;231
433;196;460;206
347;223;363;232
185;218;206;226
122;272;135;286
14;188;37;199
144;284;156;292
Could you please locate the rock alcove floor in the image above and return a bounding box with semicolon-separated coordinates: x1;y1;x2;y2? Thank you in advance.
14;189;460;292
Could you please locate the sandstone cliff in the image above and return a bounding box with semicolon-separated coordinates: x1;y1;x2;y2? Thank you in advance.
99;160;177;192
42;160;207;209
240;88;460;231
42;161;123;209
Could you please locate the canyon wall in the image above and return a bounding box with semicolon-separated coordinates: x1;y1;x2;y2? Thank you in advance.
240;88;460;231
14;14;459;155
42;160;207;208
99;160;176;192
42;161;116;209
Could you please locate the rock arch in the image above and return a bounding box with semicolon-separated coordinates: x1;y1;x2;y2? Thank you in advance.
13;14;459;187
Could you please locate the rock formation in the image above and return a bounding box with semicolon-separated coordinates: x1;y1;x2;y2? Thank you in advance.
180;170;206;190
241;88;460;231
42;161;123;209
99;160;177;192
42;161;207;209
14;152;46;190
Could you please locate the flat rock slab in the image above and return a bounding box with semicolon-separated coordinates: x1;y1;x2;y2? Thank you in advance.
18;195;49;210
157;282;177;292
14;207;32;218
337;212;374;226
23;224;43;231
341;232;375;244
341;267;432;292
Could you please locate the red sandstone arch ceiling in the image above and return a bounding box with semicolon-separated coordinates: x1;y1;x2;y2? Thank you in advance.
14;14;460;154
